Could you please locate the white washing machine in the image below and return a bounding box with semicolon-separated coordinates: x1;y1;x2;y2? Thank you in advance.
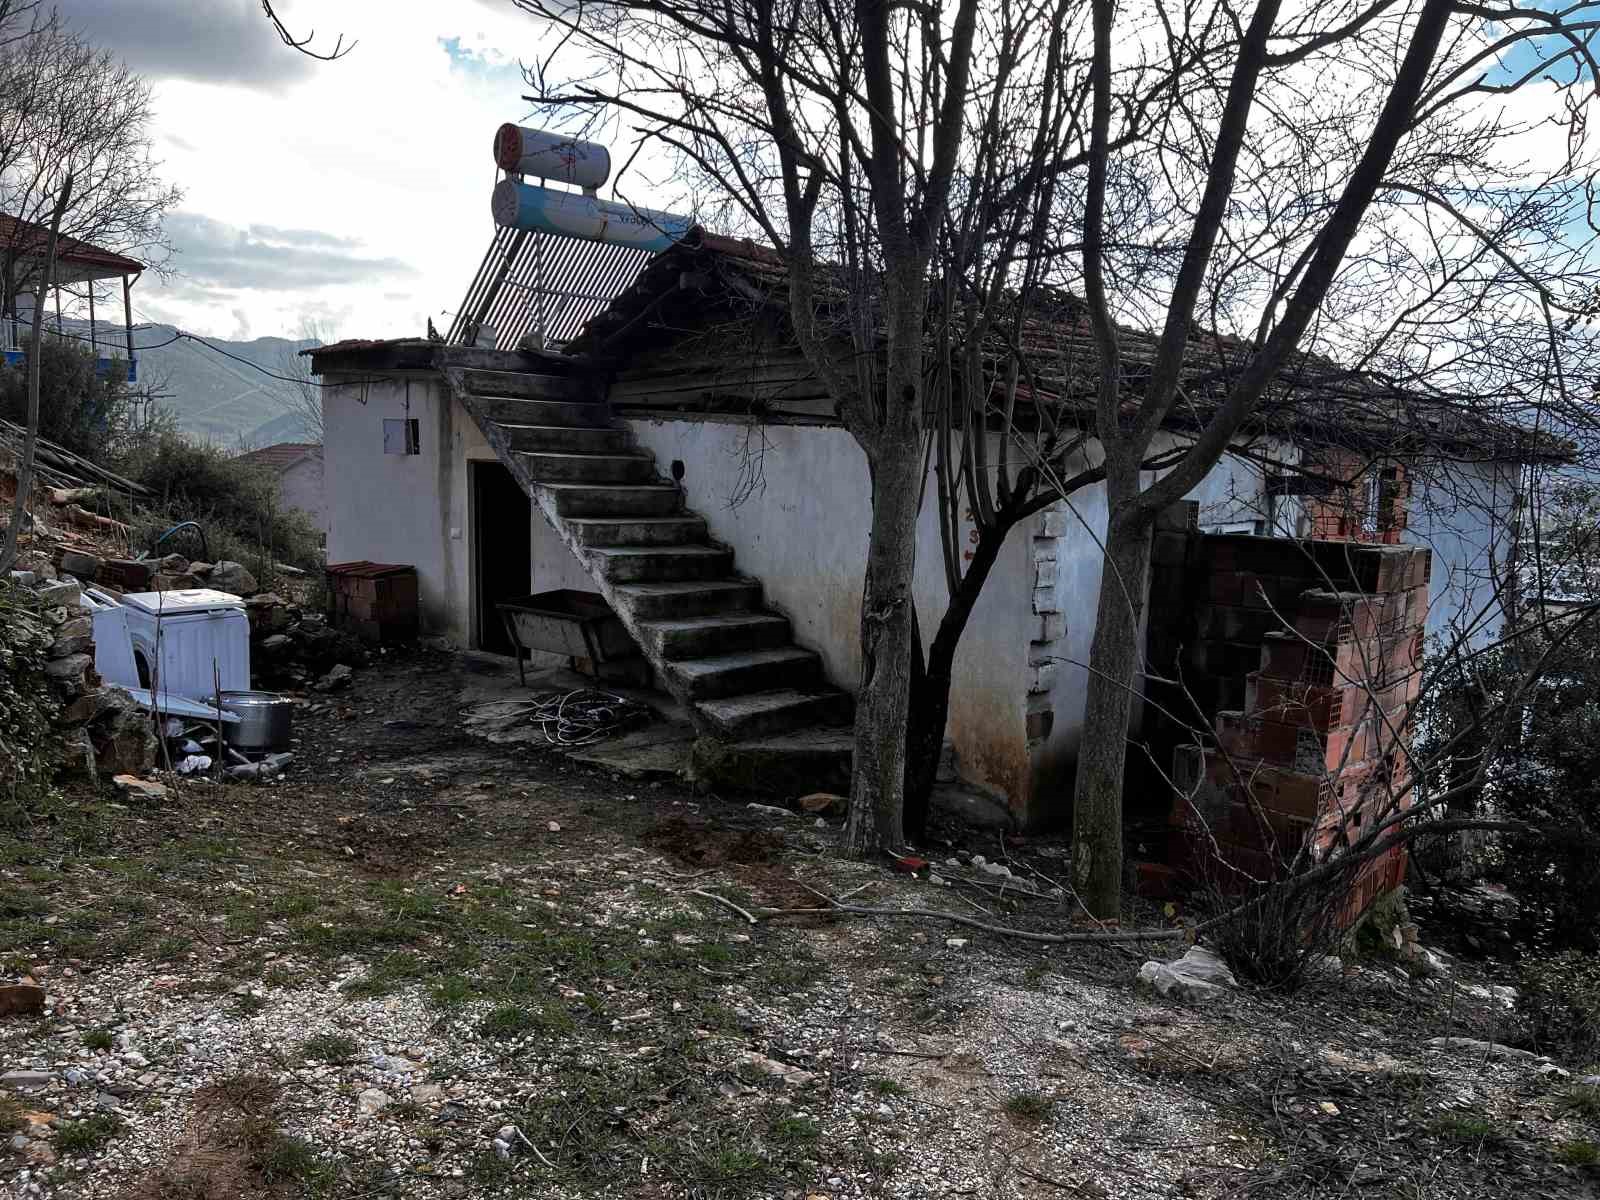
121;588;251;703
80;586;138;690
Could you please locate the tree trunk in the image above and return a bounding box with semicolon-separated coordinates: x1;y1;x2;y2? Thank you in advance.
0;174;71;578
1071;502;1154;917
844;429;924;856
904;522;1008;837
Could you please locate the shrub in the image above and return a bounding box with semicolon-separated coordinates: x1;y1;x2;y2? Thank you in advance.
0;583;59;828
1413;484;1600;952
1519;952;1600;1063
117;432;322;573
0;337;128;459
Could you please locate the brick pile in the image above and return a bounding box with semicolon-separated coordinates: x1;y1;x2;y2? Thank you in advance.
1146;521;1429;918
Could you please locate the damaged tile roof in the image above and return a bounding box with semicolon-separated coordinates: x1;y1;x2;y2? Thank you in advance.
567;230;1569;465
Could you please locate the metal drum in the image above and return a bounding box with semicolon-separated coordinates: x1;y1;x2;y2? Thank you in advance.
219;690;294;752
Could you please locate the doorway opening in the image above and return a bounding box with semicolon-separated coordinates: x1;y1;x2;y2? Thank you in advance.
470;461;531;655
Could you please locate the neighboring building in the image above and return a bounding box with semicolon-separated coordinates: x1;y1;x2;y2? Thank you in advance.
1;214;143;383
237;442;326;534
309;232;1558;842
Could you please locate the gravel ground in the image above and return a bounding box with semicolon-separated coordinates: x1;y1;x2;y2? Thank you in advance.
3;649;1597;1199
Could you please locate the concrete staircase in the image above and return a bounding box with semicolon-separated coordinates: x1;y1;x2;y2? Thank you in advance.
443;364;854;755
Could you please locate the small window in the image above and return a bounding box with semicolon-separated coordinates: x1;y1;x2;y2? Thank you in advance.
383;418;420;455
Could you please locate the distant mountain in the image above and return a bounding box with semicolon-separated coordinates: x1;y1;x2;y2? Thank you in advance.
71;321;321;447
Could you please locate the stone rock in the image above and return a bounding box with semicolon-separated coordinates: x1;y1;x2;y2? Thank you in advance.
1427;1037;1543;1063
34;579;81;609
189;561;213;577
745;802;795;819
207;561;257;596
735;1051;816;1088
24;1141;55;1166
53;615;92;642
0;984;46;1017
93;704;158;777
7;1133;26;1152
796;792;846;816
1138;945;1237;1003
43;653;93;693
1462;982;1518;1008
260;634;292;653
410;1083;445;1103
48;633;93;660
57;550;101;580
357;1087;393;1117
315;663;353;692
60;689;120;726
152;573;200;591
157;553;190;574
111;775;168;801
1538;1061;1570;1079
2;1070;50;1089
56;728;97;778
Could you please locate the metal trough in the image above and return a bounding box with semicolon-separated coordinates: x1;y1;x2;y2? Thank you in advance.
495;589;638;686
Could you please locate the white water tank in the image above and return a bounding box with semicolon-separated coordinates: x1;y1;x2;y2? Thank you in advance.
121;589;251;704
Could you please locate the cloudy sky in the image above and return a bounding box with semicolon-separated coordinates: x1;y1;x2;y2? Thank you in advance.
54;0;579;342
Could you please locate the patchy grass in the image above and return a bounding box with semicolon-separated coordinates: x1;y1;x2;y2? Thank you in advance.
1003;1091;1054;1123
1431;1112;1506;1146
870;1078;909;1097
768;1114;821;1145
1558;1084;1600;1121
299;1032;360;1063
477;1000;575;1041
55;1113;124;1156
82;1027;114;1052
1557;1138;1600;1167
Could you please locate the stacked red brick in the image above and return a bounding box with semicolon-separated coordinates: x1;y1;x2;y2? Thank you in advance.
1163;536;1430;918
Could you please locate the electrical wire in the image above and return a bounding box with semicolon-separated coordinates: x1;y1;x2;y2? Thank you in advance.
467;689;653;746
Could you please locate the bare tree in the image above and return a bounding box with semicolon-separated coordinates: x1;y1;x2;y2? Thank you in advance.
0;4;179;311
1062;0;1600;915
518;0;1002;854
261;0;355;61
276;317;334;443
0;172;70;577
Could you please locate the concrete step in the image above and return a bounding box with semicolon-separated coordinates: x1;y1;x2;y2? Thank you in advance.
691;727;854;795
471;395;609;428
519;451;657;484
611;579;761;619
462;369;590;401
635;612;792;658
664;646;821;700
565;515;709;548
586;544;733;583
540;482;683;517
494;423;633;453
695;688;852;740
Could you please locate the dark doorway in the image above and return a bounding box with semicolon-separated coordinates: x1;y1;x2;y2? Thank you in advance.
471;461;531;655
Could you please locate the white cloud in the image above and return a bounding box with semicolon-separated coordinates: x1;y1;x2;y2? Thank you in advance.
107;1;574;340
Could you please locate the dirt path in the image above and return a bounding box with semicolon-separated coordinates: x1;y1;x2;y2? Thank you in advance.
2;650;1596;1199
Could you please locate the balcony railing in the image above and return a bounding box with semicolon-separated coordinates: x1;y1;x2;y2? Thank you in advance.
1;316;137;383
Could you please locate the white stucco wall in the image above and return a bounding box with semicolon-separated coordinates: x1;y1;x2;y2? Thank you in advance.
325;373;1515;821
1405;461;1517;651
277;452;326;533
323;374;594;648
626;418;1036;803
